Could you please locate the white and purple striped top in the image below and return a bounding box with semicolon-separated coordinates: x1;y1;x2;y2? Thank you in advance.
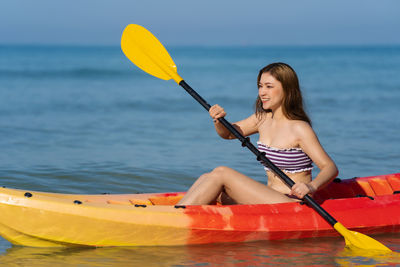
257;142;313;173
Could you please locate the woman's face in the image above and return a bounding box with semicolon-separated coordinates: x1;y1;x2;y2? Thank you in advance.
258;72;284;111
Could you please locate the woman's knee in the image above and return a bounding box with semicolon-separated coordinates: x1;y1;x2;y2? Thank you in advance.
211;166;233;175
206;166;234;184
200;166;230;184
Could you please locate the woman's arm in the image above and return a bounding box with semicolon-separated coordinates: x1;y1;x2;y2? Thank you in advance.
290;122;339;198
209;104;259;139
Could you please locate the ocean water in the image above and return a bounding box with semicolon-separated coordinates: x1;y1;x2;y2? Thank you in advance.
0;44;400;265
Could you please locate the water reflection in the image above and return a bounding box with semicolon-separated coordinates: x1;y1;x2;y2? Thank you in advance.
0;246;187;267
0;234;398;266
336;248;400;266
335;234;400;266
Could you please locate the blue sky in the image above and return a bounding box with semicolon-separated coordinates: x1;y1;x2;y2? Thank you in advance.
1;0;399;46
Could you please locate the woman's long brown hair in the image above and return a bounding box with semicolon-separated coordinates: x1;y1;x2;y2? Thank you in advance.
255;62;312;126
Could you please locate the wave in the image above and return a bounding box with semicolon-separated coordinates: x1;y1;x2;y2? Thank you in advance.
0;68;143;79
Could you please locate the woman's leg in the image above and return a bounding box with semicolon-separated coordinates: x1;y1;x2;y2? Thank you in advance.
177;170;224;205
178;166;297;205
179;172;236;205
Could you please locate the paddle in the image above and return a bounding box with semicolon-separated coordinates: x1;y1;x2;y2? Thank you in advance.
120;24;392;252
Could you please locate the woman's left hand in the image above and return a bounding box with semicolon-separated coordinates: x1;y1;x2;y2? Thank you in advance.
290;183;316;199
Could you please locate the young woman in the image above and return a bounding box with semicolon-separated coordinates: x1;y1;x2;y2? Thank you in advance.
178;62;338;205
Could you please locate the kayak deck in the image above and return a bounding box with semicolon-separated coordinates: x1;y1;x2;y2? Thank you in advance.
1;173;400;247
15;172;400;206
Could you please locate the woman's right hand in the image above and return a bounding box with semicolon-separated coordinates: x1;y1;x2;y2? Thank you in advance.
209;104;226;123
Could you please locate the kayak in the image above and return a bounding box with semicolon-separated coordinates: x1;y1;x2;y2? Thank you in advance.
1;172;400;247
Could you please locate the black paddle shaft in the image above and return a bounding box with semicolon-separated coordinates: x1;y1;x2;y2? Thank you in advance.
179;80;337;226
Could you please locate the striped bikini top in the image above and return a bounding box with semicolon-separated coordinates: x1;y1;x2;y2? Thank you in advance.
257;142;313;173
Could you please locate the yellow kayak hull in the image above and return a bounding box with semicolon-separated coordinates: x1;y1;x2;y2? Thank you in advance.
0;188;190;247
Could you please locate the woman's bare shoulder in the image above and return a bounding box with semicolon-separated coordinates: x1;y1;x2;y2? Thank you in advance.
290;120;315;139
291;119;312;129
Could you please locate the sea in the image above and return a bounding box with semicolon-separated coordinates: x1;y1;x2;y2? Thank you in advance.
0;44;400;266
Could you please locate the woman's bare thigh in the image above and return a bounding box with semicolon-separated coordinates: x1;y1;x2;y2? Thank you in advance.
218;167;298;204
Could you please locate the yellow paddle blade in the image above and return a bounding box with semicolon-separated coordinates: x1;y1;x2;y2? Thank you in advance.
334;222;392;252
121;24;183;84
